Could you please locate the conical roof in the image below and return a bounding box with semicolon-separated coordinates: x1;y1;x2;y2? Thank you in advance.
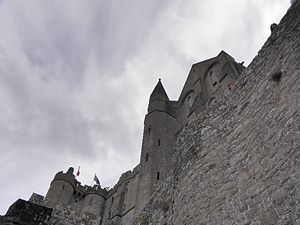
149;79;169;103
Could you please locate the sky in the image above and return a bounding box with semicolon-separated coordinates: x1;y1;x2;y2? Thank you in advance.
0;0;290;215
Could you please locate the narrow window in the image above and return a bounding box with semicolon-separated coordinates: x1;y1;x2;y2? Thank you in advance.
158;139;161;146
157;172;160;180
145;153;149;162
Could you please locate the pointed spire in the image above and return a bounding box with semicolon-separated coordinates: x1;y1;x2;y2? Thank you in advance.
149;78;169;103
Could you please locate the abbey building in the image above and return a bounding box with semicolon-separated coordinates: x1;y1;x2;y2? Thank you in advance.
1;1;299;224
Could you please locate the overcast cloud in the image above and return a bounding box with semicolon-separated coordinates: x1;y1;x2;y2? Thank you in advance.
0;0;290;214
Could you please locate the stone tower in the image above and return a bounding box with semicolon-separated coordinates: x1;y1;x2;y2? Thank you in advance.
44;167;76;208
135;79;178;213
80;187;106;217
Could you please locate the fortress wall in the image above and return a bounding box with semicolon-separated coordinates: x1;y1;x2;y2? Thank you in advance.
120;172;139;224
134;1;300;224
102;169;139;225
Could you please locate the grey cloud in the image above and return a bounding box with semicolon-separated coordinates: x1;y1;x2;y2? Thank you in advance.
0;0;290;215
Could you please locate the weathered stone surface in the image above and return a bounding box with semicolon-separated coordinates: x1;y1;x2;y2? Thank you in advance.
2;1;300;225
134;1;300;224
0;199;52;225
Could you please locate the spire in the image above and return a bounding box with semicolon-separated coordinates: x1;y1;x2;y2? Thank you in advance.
149;79;169;103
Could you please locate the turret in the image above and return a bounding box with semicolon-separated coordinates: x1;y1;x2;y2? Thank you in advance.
44;167;76;208
148;79;170;113
80;185;107;218
135;79;178;213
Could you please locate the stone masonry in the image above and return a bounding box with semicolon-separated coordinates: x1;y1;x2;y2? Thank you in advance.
134;1;300;225
1;1;299;225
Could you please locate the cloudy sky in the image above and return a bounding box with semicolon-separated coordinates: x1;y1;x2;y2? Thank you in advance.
0;0;290;214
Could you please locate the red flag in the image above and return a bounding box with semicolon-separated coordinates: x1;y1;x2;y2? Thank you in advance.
76;166;80;176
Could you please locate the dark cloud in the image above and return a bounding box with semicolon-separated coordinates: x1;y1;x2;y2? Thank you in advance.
0;0;290;214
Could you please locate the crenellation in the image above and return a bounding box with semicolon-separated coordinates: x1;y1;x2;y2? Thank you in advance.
1;2;299;225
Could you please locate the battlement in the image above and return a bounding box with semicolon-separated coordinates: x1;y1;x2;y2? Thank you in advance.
3;3;298;224
107;166;139;198
52;171;77;188
81;185;107;197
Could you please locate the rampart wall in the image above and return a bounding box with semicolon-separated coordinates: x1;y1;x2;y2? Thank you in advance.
134;1;300;224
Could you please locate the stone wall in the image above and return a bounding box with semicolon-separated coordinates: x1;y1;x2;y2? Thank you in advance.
48;203;101;225
101;167;139;225
0;199;52;225
134;1;300;224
